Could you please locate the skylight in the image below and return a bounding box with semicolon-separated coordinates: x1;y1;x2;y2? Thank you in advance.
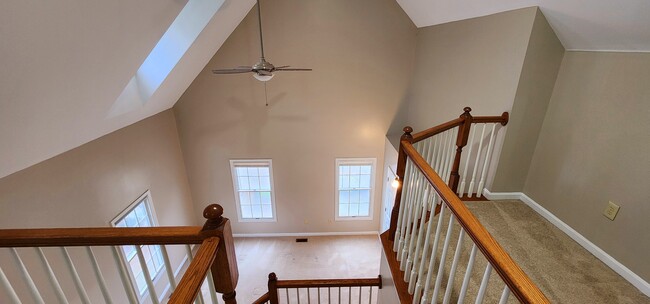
109;0;225;117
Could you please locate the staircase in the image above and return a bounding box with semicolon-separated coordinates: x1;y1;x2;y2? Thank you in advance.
382;108;548;303
0;108;548;303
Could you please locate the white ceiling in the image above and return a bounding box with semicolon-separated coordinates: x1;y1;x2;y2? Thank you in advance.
396;0;650;51
0;0;256;179
1;0;648;179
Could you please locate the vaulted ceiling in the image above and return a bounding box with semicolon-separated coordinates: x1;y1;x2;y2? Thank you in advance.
1;0;648;179
396;0;650;51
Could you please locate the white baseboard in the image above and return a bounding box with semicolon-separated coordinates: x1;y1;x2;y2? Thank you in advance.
233;231;379;238
483;189;650;297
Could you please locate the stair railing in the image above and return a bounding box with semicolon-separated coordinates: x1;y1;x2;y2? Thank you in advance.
385;108;549;303
0;204;238;304
253;273;382;304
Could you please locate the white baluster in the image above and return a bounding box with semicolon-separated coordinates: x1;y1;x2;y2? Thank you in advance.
358;286;362;303
442;230;466;304
457;244;478;304
445;127;459;183
393;161;413;253
413;189;439;303
476;124;497;197
431;215;456;303
395;158;416;255
62;248;92;304
160;246;177;291
407;188;430;289
400;171;422;267
207;271;219;304
402;173;424;272
418;205;446;304
34;248;68;304
474;264;493;304
458;125;477;196
286;288;290;304
368;286;373;304
110;246;138;303
498;285;511;304
136;246;159;304
85;247;113;304
437;131;449;181
0;266;21;304
10;248;44;304
467;124;487;197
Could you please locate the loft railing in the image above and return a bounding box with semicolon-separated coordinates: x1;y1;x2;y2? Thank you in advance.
252;273;382;304
0;204;238;304
385;107;549;303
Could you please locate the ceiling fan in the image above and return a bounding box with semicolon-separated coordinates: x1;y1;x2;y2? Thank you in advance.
212;0;312;82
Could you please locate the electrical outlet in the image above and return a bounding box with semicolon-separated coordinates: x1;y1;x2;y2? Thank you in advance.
603;201;620;221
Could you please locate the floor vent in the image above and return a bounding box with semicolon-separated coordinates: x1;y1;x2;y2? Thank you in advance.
296;238;308;243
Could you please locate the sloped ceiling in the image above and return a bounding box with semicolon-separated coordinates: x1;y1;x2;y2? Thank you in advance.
396;0;650;51
1;0;648;179
0;0;256;179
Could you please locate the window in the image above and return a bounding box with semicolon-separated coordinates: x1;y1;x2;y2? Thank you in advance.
111;191;165;298
230;159;277;222
335;158;376;220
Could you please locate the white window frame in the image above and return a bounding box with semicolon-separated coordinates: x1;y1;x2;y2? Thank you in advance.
110;190;165;301
229;159;278;222
335;158;377;221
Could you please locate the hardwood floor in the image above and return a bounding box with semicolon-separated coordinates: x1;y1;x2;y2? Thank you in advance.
231;235;382;303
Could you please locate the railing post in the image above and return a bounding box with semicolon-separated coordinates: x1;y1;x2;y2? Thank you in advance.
202;204;239;304
449;107;473;194
389;126;413;241
268;272;279;304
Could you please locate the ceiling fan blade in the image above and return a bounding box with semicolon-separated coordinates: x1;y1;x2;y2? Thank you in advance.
257;70;273;76
274;65;290;69
212;68;253;74
274;68;313;71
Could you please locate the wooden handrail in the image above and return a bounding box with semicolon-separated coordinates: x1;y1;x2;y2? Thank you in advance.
472;111;509;125
401;141;549;303
411;117;464;143
275;277;382;289
168;237;221;303
252;292;270;304
0;227;207;247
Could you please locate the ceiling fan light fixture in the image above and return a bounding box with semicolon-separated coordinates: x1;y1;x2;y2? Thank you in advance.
253;73;274;82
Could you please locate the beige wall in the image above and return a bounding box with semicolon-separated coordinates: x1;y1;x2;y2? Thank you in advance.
0;110;196;302
389;7;536;136
491;9;565;191
173;0;417;234
524;51;650;281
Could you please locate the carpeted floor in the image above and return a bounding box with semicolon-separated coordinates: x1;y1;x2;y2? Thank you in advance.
458;200;649;303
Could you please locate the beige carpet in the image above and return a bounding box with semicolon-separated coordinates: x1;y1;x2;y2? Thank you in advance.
458;200;650;304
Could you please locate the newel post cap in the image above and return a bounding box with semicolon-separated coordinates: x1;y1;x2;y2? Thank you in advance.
202;204;224;231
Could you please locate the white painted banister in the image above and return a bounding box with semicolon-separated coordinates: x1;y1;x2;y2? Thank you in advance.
499;285;511;304
475;264;493;304
476;123;497;197
34;247;68;304
0;266;21;304
136;246;159;304
110;246;138;303
458;126;477;196
467;124;486;197
442;229;466;304
86;246;113;304
10;248;44;304
430;214;456;303
63;247;92;304
457;244;478;304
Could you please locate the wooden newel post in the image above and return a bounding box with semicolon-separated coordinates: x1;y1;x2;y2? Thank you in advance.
388;126;413;241
268;272;279;304
202;204;239;304
449;107;473;194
